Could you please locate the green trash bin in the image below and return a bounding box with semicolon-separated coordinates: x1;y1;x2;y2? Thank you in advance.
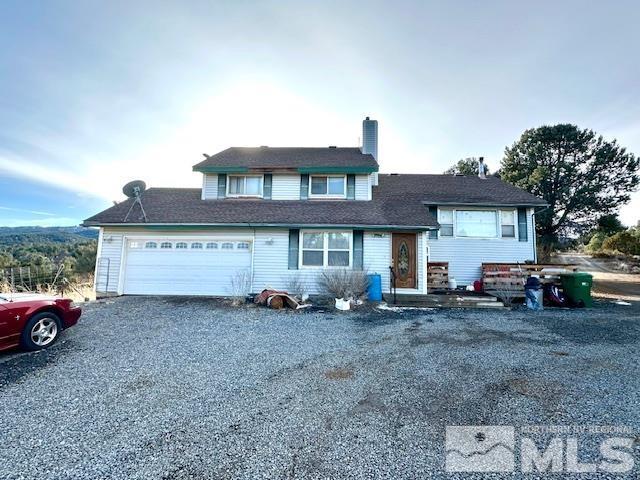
560;272;594;307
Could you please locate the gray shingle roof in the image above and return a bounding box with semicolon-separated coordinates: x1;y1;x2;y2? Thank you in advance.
83;174;545;228
193;147;378;172
375;174;547;206
83;188;436;229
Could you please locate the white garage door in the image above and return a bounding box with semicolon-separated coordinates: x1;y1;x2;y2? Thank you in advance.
123;238;252;296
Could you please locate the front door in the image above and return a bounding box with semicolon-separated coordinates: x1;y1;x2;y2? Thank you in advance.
392;233;417;289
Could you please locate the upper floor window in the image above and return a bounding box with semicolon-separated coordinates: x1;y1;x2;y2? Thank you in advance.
439;209;454;237
437;208;518;239
500;210;516;238
455;210;498;238
309;175;345;198
227;175;263;197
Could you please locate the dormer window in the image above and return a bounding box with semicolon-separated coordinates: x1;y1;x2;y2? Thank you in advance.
309;175;346;198
227;175;263;197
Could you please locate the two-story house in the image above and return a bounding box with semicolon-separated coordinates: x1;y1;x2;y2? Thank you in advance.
84;117;546;297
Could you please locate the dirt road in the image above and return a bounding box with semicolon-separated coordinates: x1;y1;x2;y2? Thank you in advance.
558;252;640;301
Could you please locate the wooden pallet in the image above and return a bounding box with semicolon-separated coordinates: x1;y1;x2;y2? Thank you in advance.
427;262;449;289
482;263;579;296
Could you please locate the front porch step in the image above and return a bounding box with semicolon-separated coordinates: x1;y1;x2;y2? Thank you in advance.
387;293;505;309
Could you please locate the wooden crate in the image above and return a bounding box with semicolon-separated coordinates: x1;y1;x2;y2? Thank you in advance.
427;262;449;289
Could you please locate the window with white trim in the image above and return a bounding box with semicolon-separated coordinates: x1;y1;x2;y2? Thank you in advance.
439;209;454;237
206;242;218;249
176;242;188;249
191;242;203;249
455;210;498;238
227;175;263;197
500;210;516;238
221;242;234;249
145;241;157;249
160;242;172;249
301;231;351;267
237;242;250;250
309;175;346;198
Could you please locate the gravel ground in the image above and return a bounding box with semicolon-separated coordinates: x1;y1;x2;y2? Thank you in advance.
0;297;639;479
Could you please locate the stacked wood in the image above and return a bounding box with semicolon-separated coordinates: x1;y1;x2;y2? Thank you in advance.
482;263;579;296
427;262;449;290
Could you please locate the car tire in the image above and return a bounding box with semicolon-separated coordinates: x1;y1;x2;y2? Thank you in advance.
20;312;62;351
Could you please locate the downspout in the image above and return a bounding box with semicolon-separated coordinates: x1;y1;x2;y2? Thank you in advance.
532;205;550;264
249;224;256;295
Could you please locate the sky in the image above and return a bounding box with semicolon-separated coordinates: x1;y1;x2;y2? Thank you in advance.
1;0;639;227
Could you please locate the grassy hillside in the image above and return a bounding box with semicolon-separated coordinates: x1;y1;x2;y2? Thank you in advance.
0;226;98;246
0;227;98;273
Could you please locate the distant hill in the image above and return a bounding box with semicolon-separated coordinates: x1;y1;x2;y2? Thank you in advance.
0;226;99;246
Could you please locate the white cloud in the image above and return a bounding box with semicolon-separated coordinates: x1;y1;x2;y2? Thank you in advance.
0;206;57;216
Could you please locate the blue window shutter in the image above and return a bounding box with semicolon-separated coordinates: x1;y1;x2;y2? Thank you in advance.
217;174;227;199
288;229;299;269
353;230;364;270
518;207;528;242
263;174;272;199
428;206;438;239
300;174;309;200
347;174;356;199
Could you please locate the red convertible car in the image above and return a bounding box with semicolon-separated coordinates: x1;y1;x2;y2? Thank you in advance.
0;293;81;351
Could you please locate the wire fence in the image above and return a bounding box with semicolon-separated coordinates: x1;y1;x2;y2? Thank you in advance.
0;264;66;293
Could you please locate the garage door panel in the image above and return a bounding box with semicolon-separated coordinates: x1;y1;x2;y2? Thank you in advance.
123;239;252;296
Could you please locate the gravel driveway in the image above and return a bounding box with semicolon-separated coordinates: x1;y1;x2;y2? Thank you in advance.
1;297;639;479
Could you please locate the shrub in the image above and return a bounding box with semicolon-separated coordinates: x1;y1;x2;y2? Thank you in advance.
585;231;606;253
318;269;369;299
228;269;251;305
286;273;308;299
602;230;640;256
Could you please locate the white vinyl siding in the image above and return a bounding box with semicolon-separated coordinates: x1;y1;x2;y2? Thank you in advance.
363;232;391;292
428;207;536;285
96;229;253;295
355;174;371;200
96;227;428;296
271;174;302;200
202;174;218;199
202;173;372;200
95;229;124;293
253;229;384;294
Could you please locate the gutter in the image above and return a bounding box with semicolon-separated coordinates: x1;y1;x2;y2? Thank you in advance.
81;222;437;231
193;166;378;174
421;201;548;207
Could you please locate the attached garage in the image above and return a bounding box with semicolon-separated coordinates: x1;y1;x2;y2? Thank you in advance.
122;237;252;296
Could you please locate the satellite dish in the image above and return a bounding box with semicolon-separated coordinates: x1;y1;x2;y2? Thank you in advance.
121;180;148;222
122;180;147;198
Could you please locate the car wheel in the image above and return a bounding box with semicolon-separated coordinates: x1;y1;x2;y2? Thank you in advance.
21;312;62;351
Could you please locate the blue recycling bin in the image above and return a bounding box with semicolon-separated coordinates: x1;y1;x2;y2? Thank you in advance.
367;273;382;301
